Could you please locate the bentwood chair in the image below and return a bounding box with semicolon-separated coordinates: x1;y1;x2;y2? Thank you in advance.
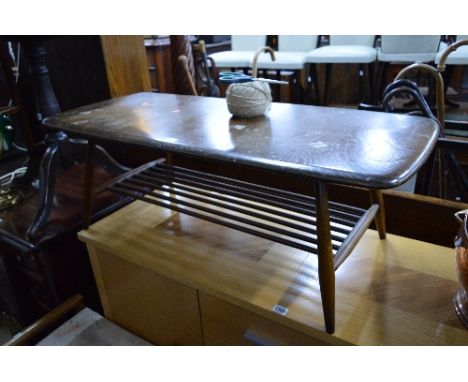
304;35;377;105
208;35;267;71
252;35;319;102
436;35;468;65
435;35;468;107
376;35;442;103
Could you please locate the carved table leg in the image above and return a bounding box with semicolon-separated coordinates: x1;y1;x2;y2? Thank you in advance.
315;180;335;334
25;142;60;240
82;140;96;228
370;189;386;239
22;39;61;121
12;141;47;186
21;133;127;238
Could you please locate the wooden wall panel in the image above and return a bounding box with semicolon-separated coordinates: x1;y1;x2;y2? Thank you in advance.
100;36;152;98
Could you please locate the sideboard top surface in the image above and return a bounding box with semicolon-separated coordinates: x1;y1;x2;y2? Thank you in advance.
78;200;466;345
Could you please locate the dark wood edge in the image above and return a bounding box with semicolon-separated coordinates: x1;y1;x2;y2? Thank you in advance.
3;294;86;346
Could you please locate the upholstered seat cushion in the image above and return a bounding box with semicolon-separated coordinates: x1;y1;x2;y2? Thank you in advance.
254;51;307;70
208;51;255;68
305;45;377;64
435;42;468;64
377;49;436;63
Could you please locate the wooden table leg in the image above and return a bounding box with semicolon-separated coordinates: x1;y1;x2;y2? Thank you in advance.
370;189;386;239
315;180;335;334
82;139;96;228
25;141;60;240
165;152;176;204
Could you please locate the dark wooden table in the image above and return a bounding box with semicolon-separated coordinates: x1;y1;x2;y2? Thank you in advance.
43;92;440;333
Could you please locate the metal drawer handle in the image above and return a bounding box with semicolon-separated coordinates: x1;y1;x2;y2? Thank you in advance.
243;329;281;346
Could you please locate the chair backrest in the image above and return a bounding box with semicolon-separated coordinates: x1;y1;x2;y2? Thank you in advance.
380;35;441;54
231;35;267;51
170;35;197;96
330;35;375;47
278;35;319;52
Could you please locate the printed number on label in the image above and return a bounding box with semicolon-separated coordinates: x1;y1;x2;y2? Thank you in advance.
272;304;288;316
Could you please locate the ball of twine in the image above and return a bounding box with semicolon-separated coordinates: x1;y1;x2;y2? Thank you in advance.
226;81;272;118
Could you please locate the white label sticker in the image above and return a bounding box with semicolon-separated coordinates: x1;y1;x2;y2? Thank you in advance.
272;304;288;316
232;124;246;130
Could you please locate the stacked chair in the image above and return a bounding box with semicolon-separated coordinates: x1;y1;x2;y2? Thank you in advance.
253;35;319;102
304;35;377;105
436;35;468;65
365;37;468;202
375;35;442;103
206;35;468;109
435;35;468;107
208;35;267;72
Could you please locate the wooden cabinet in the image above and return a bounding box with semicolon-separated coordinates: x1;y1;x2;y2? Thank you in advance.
144;36;174;94
87;246;203;345
78;199;468;346
200;293;328;345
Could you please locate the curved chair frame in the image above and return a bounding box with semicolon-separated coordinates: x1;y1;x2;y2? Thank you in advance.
385;40;468;201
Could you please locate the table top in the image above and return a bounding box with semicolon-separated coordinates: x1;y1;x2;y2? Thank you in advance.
43;92;439;189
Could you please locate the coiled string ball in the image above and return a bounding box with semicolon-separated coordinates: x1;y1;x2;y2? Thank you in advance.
226;81;272;118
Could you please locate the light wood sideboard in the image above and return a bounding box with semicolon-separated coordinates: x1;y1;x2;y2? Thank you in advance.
78;199;468;345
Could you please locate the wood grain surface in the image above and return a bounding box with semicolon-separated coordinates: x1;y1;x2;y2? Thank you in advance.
43;92;439;189
79;199;468;345
88;245;203;345
100;36;152;98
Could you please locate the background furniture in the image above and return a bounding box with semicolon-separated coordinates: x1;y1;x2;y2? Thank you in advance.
254;35;319;102
145;36;174;94
0;163;129;326
169;35;198;96
376;35;442;103
0;40;34;152
436;36;468;65
436;35;468;107
208;35;267;71
305;35;376;105
4;294;150;345
0;36;152;333
145;35;229;95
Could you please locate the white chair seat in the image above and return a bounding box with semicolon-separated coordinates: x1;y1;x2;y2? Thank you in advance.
208;51;254;68
377;49;436;63
305;45;377;64
435;44;468;65
254;51;307;70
